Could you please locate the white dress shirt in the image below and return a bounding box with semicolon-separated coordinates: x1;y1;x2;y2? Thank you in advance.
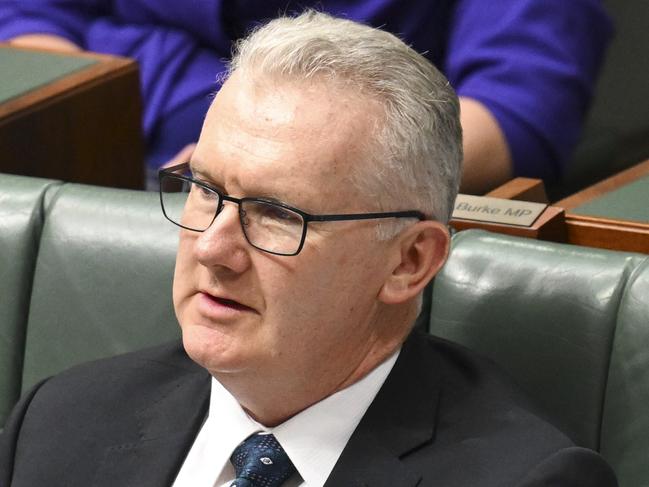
172;349;400;487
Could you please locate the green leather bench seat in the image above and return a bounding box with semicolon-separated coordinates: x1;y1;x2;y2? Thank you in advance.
0;174;61;426
21;183;181;391
2;172;648;486
601;263;649;487
429;231;649;487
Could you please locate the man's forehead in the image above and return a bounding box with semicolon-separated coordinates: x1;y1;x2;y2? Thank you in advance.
192;72;383;209
218;71;382;130
200;75;379;161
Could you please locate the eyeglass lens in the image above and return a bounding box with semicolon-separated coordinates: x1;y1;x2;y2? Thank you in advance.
160;174;305;255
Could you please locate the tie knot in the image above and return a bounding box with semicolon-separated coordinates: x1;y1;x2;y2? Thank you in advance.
230;433;296;487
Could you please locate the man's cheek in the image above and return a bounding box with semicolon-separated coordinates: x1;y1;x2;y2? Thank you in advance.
172;252;196;309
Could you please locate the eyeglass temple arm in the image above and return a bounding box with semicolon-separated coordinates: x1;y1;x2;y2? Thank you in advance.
159;162;190;175
305;210;426;222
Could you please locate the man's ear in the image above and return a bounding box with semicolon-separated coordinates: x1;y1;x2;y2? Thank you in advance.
378;221;450;305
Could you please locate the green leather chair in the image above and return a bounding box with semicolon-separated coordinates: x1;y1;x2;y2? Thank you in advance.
20;182;181;392
2;173;648;485
0;174;61;426
429;231;649;487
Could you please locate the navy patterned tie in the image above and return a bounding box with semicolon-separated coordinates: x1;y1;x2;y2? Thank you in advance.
230;432;296;487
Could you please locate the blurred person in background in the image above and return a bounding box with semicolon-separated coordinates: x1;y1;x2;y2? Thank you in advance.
0;1;612;193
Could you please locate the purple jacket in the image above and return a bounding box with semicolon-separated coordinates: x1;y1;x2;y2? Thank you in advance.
0;1;612;179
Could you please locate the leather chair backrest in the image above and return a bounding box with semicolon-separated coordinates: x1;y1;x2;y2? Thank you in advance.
21;183;181;392
0;174;61;426
429;230;649;486
600;258;649;487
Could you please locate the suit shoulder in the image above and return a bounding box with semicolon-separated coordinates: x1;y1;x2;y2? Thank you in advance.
407;333;585;485
516;447;618;486
26;340;204;412
422;332;571;440
55;339;197;378
2;341;210;485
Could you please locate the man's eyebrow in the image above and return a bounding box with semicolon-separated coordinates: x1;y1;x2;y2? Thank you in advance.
188;162;218;184
255;194;292;206
187;160;207;178
187;161;307;209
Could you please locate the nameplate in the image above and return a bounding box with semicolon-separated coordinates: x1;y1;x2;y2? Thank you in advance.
452;194;547;227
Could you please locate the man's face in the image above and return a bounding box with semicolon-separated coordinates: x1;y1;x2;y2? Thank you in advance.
173;72;400;400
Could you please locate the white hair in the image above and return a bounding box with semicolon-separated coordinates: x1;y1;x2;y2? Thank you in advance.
227;10;463;229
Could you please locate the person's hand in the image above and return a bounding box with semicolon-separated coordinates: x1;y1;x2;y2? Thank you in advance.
9;34;81;53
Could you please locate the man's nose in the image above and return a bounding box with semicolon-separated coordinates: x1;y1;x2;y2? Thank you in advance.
193;202;250;273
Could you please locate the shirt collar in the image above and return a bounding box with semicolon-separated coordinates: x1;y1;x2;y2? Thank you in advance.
207;349;400;486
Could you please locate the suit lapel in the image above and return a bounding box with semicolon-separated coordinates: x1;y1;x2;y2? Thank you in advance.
325;331;441;487
92;361;210;487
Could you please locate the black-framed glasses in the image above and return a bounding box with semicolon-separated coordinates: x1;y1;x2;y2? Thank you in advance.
159;162;426;256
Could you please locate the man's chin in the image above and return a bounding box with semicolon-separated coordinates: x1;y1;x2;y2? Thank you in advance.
181;327;251;375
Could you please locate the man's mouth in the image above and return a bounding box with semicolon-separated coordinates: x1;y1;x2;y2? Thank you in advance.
200;292;256;313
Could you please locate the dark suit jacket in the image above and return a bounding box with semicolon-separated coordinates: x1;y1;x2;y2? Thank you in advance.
0;331;617;486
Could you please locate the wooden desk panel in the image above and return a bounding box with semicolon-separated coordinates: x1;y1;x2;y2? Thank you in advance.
556;158;649;253
563;215;649;254
0;45;144;189
556;158;649;211
481;160;649;253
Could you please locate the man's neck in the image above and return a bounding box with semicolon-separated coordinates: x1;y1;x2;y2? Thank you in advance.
216;331;409;426
211;301;417;426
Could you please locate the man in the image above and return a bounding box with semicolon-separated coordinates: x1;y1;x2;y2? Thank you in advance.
0;11;617;487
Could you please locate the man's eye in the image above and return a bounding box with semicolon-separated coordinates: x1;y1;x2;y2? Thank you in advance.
193;183;217;200
265;205;294;221
254;203;300;224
